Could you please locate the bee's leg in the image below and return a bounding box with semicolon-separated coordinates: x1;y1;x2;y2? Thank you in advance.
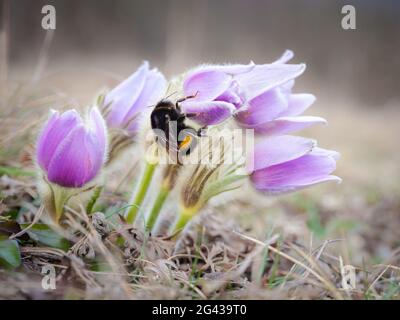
176;112;197;121
175;91;199;109
176;91;199;104
183;113;198;118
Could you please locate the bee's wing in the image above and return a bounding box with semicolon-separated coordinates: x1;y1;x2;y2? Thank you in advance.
153;127;181;153
168;136;181;153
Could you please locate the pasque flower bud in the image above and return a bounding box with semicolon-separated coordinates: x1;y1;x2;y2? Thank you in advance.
36;106;108;222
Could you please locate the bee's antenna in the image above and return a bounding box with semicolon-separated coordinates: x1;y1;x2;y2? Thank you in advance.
164;91;178;100
146;91;178;109
166;82;174;96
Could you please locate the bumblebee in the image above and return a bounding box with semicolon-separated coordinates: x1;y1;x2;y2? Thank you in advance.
150;94;205;157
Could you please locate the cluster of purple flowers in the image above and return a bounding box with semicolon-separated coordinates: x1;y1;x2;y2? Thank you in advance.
37;50;340;199
180;50;340;193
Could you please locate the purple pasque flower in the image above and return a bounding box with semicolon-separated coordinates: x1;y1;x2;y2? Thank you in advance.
235;50;325;135
181;63;254;125
36;107;108;188
181;50;325;135
180;50;308;127
248;135;341;194
103;61;166;136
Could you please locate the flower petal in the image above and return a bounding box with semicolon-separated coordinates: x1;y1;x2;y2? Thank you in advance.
87;106;108;158
236;87;289;127
280;94;316;117
47;125;104;188
183;70;232;102
126;108;151;136
311;147;341;161
36;109;81;171
104;61;149;127
235;63;306;100
253;116;327;135
249;135;316;172
198;62;255;75
122;68;167;127
251;151;340;193
272;50;294;64
279;80;295;95
216;81;243;107
181;100;236;126
252;175;342;194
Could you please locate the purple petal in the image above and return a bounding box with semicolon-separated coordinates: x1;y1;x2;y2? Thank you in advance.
216;81;243;107
88;106;108;158
235;63;306;101
236;87;289;127
252;175;342;194
104;62;149;127
47;125;104;188
279;80;295;95
272;50;294;64
249;135;316;172
251;151;340;193
183;70;232;102
36;109;81;171
280;94;316;117
311;147;341;161
253;116;327;135
122;68;166;126
197;62;255;75
126;108;150;135
181;100;236;126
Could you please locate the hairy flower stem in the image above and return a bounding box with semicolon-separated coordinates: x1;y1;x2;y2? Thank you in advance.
86;185;103;215
172;206;200;238
126;161;157;224
146;185;169;232
53;188;69;222
146;164;180;232
45;185;71;223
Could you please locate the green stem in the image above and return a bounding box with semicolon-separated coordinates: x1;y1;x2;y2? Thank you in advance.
173;214;190;234
172;206;200;237
146;186;170;232
126;161;157;224
86;186;103;215
51;187;70;223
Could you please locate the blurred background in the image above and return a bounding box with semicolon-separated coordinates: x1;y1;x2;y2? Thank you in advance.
1;0;400;263
5;0;400;105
